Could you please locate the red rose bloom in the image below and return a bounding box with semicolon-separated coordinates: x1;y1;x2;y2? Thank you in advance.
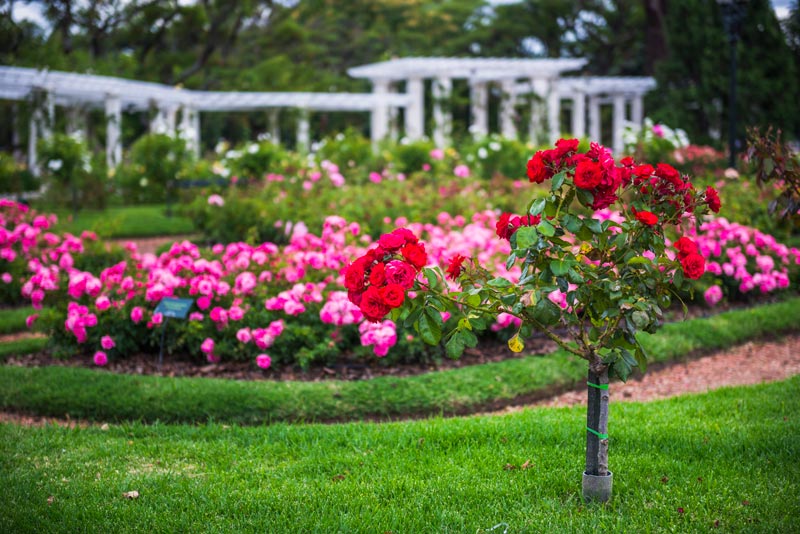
360;286;390;322
705;186;721;213
496;212;514;240
390;227;418;245
673;236;698;259
400;242;427;270
574;160;603;190
368;262;386;286
680;252;706;280
384;259;417;289
634;209;658;226
526;152;551;184
446;254;467;280
555;138;580;156
343;260;366;291
514;214;541;227
378;232;405;251
380;284;405;308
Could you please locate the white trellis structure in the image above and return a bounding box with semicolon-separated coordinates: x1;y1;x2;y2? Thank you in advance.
1;59;655;174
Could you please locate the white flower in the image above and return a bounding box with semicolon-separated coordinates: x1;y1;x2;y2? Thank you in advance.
214;141;228;154
489;141;501;151
247;143;259;154
48;159;63;171
477;147;488;159
139;178;149;187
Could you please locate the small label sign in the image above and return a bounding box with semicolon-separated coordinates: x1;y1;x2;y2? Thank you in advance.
154;297;194;320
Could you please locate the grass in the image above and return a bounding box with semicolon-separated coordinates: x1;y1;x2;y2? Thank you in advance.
0;337;47;359
0;376;798;532
1;297;799;424
49;204;195;238
0;306;38;335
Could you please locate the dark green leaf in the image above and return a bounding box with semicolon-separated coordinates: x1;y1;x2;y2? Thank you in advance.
529;198;546;216
550;259;571;276
417;309;442;345
515;226;538;250
576;188;594;207
487;277;512;288
584;218;603;234
551;171;566;190
537;220;555;237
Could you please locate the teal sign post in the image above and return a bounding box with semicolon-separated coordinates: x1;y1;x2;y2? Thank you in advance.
153;297;194;368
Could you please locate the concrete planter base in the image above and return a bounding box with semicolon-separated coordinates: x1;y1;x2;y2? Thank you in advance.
582;471;613;503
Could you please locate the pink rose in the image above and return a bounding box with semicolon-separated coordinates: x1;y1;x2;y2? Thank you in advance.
255;354;271;369
101;335;115;350
93;351;108;366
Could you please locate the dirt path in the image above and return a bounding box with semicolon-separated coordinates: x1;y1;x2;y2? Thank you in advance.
2;334;799;427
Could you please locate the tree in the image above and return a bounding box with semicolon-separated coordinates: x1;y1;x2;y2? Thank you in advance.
649;0;800;147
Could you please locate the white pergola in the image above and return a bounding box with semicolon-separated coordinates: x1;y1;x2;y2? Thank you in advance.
349;58;655;152
0;65;410;174
1;59;656;175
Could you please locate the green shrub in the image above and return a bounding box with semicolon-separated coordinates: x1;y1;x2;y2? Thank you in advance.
117;133;192;204
0;152;38;194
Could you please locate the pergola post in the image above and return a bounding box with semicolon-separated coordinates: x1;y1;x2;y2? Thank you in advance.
527;78;547;144
296;108;310;153
268;109;281;144
371;79;391;147
500;79;517;140
66;107;87;141
589;95;601;144
28;87;54;176
631;94;644;127
165;105;178;135
105;94;122;170
612;94;626;154
469;80;488;139
12;103;22;161
432;77;452;147
150;104;169;135
571;92;586;139
405;77;424;140
388;81;399;140
547;79;561;143
179;105;200;156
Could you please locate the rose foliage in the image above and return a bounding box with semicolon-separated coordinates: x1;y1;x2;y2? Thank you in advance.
345;140;724;380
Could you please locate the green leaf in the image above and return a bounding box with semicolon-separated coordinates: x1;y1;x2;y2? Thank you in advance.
505;253;516;271
549;259;571;276
583;218;603;234
537;220;555;237
424;268;439;291
529;198;546;216
458;317;472;331
562;214;582;234
487;277;512;288
417;309;442;346
576;188;594;207
613;357;632;382
514;226;538;250
633;343;648;373
630;310;650;329
551;171;566;191
445;333;465;359
533;298;561;326
403;307;423;329
626;256;651;265
465;293;482;309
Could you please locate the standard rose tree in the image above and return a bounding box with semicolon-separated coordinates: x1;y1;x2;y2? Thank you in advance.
343;139;721;503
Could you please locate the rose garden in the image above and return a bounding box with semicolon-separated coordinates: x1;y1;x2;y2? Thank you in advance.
2;1;800;531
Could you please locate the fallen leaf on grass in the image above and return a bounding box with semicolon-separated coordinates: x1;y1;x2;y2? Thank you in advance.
47;496;55;505
520;460;533;470
122;490;139;499
332;474;346;482
503;464;516;471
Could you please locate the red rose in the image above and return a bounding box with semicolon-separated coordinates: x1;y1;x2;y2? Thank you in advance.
555;138;580;156
343;260;366;291
526;152;551;184
655;163;680;184
496;212;514;240
384;259;416;289
634;209;658;226
368;262;386;286
673;236;698;259
401;242;427;270
680;252;706;280
705;186;721;213
446;254;467;280
378;232;405;251
574;160;603;190
391;227;419;244
514;214;541;227
590;188;618;211
380;283;405;308
359;286;390;322
347;289;363;306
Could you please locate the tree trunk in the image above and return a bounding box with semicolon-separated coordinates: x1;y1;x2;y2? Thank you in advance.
585;366;610;476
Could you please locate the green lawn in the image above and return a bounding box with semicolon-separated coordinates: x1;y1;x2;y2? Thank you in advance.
1;376;798;532
49;204;195;238
0;306;38;335
1;297;798;424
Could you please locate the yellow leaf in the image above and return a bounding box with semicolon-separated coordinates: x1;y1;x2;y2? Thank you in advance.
508;334;524;353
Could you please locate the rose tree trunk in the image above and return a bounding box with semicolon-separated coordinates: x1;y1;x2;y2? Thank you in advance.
583;365;612;503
